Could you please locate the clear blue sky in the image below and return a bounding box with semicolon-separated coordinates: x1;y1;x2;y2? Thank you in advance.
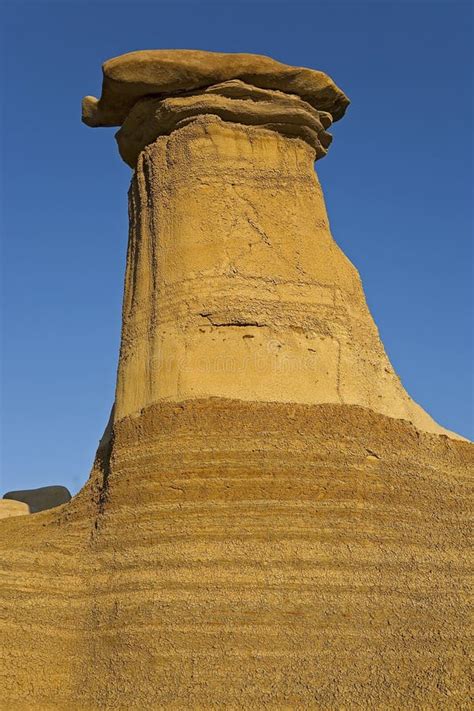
1;0;472;496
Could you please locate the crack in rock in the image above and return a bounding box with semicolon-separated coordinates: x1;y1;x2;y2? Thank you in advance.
199;312;267;328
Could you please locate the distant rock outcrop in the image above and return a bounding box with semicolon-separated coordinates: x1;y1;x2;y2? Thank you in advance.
3;485;71;513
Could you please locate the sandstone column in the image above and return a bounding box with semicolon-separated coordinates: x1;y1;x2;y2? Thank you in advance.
0;50;469;711
84;50;452;436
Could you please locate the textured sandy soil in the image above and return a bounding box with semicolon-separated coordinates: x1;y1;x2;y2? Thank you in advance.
1;400;471;710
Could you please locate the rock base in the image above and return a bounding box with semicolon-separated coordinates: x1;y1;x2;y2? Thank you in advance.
0;399;471;709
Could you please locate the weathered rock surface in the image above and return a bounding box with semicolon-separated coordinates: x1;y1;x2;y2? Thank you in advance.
116;81;333;167
0;401;471;709
0;50;471;710
82;49;349;127
3;485;71;513
0;499;29;519
114;115;457;438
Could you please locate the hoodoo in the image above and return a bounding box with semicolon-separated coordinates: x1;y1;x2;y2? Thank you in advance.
83;49;456;434
0;51;471;710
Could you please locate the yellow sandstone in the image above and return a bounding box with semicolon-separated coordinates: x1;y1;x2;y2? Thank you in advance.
0;500;29;519
0;51;471;710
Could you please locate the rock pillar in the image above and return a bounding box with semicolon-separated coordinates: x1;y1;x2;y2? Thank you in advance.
84;50;452;436
0;50;469;711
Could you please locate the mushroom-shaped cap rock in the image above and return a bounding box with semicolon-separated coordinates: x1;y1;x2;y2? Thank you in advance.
82;49;349;128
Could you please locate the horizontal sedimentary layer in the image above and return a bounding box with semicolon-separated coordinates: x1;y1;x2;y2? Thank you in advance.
82;49;349;128
116;81;334;166
1;399;471;709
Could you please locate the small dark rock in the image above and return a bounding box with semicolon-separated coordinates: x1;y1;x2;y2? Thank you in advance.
3;486;71;513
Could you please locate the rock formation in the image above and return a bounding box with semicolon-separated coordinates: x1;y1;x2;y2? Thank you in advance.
0;50;471;710
0;500;29;520
81;50;457;436
3;485;71;513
